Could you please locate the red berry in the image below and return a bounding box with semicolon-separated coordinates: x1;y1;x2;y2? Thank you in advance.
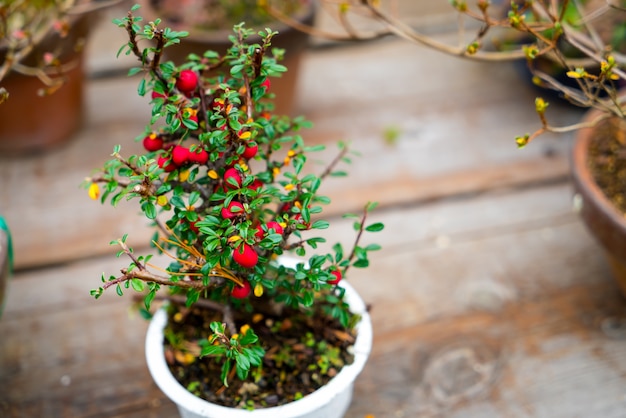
176;70;198;93
327;269;342;285
171;145;190;166
231;281;252;299
189;220;200;233
157;155;176;172
189;148;209;165
233;243;258;269
224;167;242;189
248;178;263;192
212;98;225;111
143;134;163;151
261;78;271;91
151;90;167;100
242;142;258;159
255;221;284;239
221;201;244;219
294;213;311;229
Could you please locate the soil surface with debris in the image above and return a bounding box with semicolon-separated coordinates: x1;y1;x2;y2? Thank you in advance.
587;116;626;213
162;294;358;409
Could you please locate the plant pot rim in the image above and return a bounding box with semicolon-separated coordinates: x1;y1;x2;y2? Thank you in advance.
145;258;372;417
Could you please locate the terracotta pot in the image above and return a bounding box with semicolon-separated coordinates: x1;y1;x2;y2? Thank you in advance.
145;259;372;418
137;0;316;116
571;108;626;295
0;14;91;156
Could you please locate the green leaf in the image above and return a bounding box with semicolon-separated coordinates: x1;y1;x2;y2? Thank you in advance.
137;77;147;96
301;290;314;307
141;201;157;219
353;259;369;268
144;289;156;310
365;244;382;251
221;359;231;387
127;67;143;77
235;351;251;371
130;278;145;292
311;220;329;230
201;345;227;357
365;222;385;232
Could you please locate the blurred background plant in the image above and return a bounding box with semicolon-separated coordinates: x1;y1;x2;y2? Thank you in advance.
262;0;626;146
0;0;118;103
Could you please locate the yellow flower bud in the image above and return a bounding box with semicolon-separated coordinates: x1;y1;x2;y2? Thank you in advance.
88;183;100;200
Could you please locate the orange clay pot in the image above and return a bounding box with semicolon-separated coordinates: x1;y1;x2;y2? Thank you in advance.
0;14;91;156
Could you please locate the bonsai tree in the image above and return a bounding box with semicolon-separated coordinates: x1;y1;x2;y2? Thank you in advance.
84;5;383;409
262;0;625;146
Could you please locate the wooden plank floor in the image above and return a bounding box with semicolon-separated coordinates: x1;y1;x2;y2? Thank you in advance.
2;4;626;418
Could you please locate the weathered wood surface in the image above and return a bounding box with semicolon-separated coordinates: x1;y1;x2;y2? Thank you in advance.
2;3;625;418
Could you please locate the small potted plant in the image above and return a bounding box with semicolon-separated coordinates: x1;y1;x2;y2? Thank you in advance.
0;0;118;154
84;5;382;417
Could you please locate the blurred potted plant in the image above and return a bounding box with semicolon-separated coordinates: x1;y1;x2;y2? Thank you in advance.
267;0;626;296
136;0;317;116
0;0;119;155
85;6;382;416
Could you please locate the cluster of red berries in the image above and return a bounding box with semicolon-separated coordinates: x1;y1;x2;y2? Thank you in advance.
140;68;331;300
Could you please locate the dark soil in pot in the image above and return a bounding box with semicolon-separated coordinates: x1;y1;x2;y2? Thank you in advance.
586;116;626;213
161;292;358;409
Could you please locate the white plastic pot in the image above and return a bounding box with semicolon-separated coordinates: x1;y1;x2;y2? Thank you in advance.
145;274;372;418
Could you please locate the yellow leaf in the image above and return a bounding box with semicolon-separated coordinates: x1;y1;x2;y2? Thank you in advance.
174;350;195;365
239;131;251;139
179;169;190;182
566;70;582;79
240;324;250;335
157;195;168;206
208;170;218;179
228;235;241;243
254;283;264;297
88;183;100;200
